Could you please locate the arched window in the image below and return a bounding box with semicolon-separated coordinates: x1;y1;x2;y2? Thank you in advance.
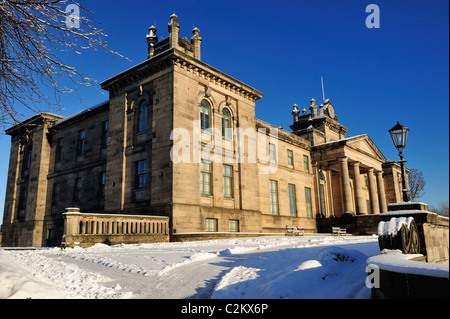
222;108;231;139
319;171;326;181
137;100;148;133
200;99;211;131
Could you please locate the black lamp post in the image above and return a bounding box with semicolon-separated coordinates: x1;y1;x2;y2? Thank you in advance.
388;122;411;202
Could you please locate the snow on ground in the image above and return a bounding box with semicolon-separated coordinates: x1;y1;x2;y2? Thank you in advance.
0;235;380;299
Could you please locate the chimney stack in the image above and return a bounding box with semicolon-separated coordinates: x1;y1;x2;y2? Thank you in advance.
191;27;202;60
168;13;180;49
146;25;158;59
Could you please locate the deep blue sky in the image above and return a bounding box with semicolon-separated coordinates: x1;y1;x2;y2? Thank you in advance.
0;0;448;222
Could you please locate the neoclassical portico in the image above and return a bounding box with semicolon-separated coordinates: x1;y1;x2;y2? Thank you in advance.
290;99;402;217
311;135;390;216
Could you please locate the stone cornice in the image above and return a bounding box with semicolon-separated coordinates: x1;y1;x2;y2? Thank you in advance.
171;49;263;102
100;48;264;102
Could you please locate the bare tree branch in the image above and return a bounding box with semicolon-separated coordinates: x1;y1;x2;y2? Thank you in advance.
408;168;426;202
0;0;128;128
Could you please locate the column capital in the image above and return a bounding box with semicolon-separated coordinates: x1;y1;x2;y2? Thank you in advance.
337;156;348;163
351;161;361;167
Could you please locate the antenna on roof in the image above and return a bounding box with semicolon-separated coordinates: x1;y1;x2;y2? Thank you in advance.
321;76;326;103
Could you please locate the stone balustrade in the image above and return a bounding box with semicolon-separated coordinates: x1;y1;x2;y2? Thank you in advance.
62;208;169;248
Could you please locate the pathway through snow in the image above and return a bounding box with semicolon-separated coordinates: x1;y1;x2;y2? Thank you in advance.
0;235;380;299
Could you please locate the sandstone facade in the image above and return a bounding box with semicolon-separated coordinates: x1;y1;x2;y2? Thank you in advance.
1;14;405;247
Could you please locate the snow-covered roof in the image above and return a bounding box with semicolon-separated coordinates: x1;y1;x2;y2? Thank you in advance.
54;100;109;127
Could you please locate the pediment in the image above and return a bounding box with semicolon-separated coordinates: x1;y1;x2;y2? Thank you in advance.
346;135;386;162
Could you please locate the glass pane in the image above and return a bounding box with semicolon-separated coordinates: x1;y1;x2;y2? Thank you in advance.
138;101;148;132
222;108;231;139
201;100;211;131
305;187;312;218
288;184;296;216
287;150;293;165
270;180;278;215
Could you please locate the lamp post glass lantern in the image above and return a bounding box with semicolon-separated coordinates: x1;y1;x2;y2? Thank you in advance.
389;122;411;202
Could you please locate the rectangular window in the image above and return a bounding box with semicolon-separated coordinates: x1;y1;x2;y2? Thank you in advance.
77;129;86;155
22;144;32;172
73;177;83;203
305;187;312;218
138;101;148;133
18;187;28;210
319;184;326;217
229;220;239;232
269;180;278;215
303;155;309;172
223;164;233;198
269;143;276;162
287;149;293;166
52;182;60;205
55;138;62;163
101;120;109;148
206;218;217;232
288;183;297;217
99;172;106;198
366;199;371;214
18;186;27;220
201;160;212;195
136;160;146;189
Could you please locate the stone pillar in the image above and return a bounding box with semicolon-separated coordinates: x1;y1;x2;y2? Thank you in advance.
376;171;388;213
367;168;380;214
339;157;354;214
352;162;367;215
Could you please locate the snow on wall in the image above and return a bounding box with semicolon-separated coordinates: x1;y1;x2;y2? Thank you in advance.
377;217;413;236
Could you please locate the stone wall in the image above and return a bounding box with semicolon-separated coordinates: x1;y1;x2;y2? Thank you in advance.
423;222;449;263
316;214;381;235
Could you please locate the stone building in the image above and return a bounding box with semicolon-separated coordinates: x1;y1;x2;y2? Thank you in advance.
0;14;405;247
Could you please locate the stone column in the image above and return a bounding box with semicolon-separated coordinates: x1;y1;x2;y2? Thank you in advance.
367;168;380;214
339;157;354;214
352;162;367;215
376;171;388;213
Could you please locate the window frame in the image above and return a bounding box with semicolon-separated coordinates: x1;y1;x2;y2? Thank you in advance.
77;129;86;155
55;138;62;163
135;160;147;189
288;183;297;217
101;120;109;148
222;108;232;139
229;219;239;232
305;186;312;218
201;159;212;195
52;182;60;205
99;171;106;199
269;143;276;162
287;149;293;166
200;99;211;131
223;164;233;198
206;218;217;232
73;177;83;203
137;100;148;133
303;155;309;172
269;180;279;215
